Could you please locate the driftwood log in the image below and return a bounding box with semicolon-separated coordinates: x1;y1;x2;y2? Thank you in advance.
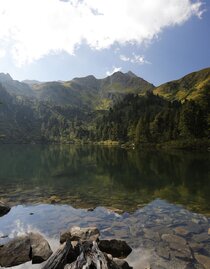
42;240;72;269
42;240;131;269
65;241;111;269
42;226;132;269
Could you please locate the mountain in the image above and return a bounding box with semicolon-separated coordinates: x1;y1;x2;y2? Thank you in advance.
22;80;42;85
97;71;154;109
0;73;35;98
153;68;210;103
32;77;99;109
30;71;154;109
0;68;209;147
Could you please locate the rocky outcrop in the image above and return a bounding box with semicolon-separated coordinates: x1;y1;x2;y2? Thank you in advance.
0;225;132;269
0;201;10;217
0;233;52;267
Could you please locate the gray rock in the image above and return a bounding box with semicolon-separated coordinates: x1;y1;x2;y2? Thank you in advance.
98;239;132;258
29;232;53;264
0;233;52;267
60;226;100;244
0;235;31;267
0;201;10;217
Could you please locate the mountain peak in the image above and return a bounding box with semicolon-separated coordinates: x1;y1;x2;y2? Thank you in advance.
0;73;13;81
73;75;96;81
126;71;138;77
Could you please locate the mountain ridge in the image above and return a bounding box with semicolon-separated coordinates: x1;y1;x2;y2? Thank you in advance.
0;71;154;110
0;67;209;146
154;67;210;102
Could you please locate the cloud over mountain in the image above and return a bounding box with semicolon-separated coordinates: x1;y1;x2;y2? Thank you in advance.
0;0;204;66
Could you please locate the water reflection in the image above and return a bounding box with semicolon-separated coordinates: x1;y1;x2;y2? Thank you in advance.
0;145;210;213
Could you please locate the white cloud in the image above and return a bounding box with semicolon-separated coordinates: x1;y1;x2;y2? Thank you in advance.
0;48;6;58
120;53;150;64
0;0;204;66
106;66;122;76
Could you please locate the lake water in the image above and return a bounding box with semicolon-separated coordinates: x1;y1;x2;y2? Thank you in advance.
0;145;210;269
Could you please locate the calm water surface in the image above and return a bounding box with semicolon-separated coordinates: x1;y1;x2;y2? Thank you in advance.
0;145;210;213
0;145;210;269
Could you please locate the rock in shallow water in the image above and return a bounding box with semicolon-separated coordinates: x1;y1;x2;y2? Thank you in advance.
194;254;210;269
0;233;52;267
29;232;53;264
98;239;132;258
0;235;31;267
60;226;100;244
0;201;10;217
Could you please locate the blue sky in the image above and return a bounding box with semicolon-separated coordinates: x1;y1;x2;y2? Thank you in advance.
0;0;209;86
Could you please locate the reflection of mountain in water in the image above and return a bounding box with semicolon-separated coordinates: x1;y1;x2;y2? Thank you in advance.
0;145;210;213
0;199;210;269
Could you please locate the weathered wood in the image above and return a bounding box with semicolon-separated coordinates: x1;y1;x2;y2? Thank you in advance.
42;240;72;269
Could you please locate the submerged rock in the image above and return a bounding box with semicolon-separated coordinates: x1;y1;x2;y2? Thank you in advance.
0;233;52;267
195;254;210;269
60;226;100;244
98;239;132;258
0;201;10;217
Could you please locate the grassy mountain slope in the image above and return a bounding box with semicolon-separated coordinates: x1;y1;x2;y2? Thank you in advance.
97;71;154;109
154;68;210;102
30;71;154;110
0;68;209;147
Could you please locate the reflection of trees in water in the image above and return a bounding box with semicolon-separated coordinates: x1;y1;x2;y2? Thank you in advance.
0;145;210;213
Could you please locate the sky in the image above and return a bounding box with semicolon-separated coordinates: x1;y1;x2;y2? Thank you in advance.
0;0;209;86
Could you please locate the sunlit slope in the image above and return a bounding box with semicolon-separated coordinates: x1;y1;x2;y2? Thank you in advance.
154;68;210;102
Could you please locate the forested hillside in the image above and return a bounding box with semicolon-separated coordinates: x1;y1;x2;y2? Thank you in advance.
95;92;210;149
0;68;209;148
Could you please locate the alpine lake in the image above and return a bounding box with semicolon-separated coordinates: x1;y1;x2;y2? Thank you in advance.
0;145;210;269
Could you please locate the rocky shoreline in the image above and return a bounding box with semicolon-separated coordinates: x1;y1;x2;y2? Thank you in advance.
0;226;133;269
1;199;210;269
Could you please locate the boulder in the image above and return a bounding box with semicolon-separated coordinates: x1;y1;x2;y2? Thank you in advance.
0;235;31;267
29;232;53;264
60;226;100;244
0;233;52;267
98;239;132;258
0;201;10;217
